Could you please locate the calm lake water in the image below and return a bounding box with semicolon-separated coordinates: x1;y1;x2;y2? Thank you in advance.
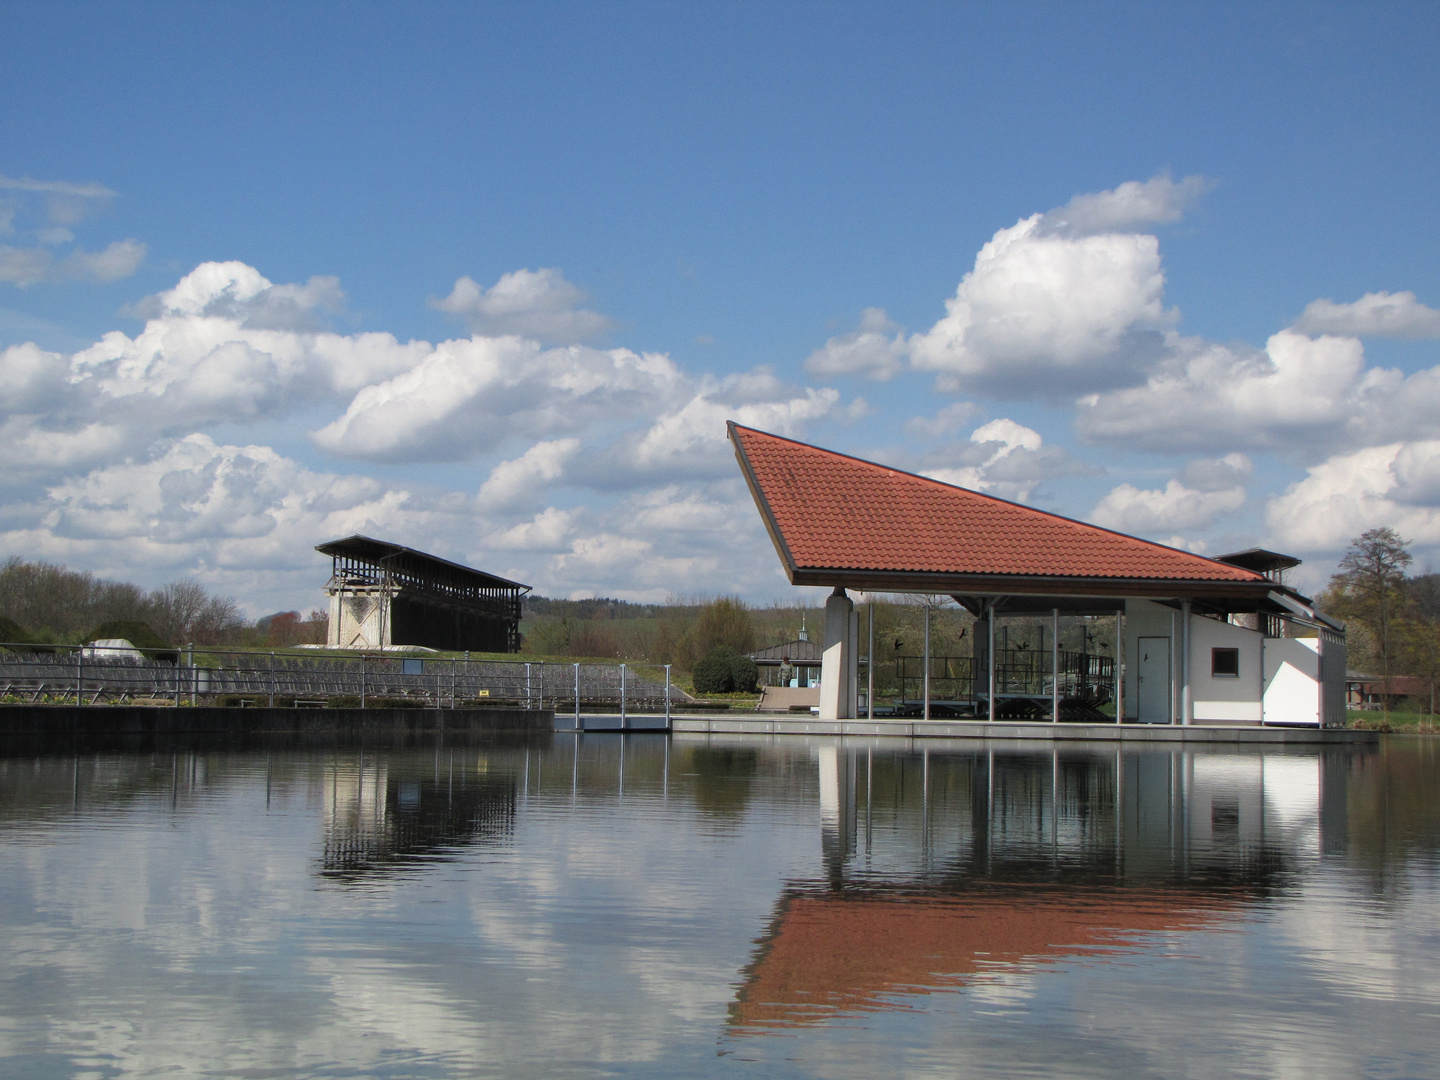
1;733;1437;1079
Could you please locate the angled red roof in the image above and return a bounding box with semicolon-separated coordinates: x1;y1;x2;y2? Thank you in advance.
729;423;1267;593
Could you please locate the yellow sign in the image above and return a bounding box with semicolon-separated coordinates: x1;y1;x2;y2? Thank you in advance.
477;689;489;697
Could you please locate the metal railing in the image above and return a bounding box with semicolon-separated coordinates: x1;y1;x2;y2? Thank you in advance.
0;643;680;713
891;649;1114;704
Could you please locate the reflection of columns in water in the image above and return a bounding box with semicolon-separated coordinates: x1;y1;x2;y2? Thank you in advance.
1115;748;1122;873
1054;748;1065;858
922;746;930;869
800;745;1358;893
865;746;873;859
817;745;857;882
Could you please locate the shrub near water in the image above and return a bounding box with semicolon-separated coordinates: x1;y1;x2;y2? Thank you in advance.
692;647;759;695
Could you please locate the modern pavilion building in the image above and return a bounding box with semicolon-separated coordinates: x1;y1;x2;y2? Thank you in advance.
317;535;529;653
729;423;1346;727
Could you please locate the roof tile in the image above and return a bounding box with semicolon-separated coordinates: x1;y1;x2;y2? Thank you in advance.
731;424;1263;583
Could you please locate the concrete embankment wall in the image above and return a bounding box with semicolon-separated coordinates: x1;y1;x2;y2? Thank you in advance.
0;705;552;736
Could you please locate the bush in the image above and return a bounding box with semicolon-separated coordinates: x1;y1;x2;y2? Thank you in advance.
693;646;759;695
693;648;736;694
728;653;758;693
0;616;30;648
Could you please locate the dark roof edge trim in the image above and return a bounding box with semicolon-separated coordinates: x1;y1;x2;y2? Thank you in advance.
316;535;531;593
789;567;1315;604
729;422;800;582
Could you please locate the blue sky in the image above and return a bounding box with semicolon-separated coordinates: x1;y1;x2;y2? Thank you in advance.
3;2;1439;613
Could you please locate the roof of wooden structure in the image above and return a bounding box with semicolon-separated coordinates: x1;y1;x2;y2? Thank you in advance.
729;423;1312;608
316;535;529;596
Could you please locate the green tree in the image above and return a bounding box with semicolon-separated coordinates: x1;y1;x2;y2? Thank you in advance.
1400;574;1440;717
689;597;755;660
1329;528;1413;721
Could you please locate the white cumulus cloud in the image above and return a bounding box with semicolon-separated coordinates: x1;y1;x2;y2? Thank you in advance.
1036;174;1210;238
0;258;853;607
908;202;1174;398
1091;478;1246;535
920;418;1084;503
1075;330;1372;452
1292;290;1440;339
804;307;907;380
431;268;615;344
1266;441;1440;553
485;507;578;552
312;338;684;463
478;439;581;507
0;239;146;286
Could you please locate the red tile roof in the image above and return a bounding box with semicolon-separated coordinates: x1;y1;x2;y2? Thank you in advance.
730;424;1265;586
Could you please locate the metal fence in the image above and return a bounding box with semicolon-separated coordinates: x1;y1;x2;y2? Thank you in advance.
892;649;1115;704
0;644;681;713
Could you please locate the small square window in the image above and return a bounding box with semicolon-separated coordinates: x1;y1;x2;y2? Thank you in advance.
1212;647;1240;678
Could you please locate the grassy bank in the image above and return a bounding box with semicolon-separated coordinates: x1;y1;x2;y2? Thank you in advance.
1348;709;1439;733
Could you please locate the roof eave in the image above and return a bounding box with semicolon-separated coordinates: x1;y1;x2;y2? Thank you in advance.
729;422;801;583
786;566;1284;600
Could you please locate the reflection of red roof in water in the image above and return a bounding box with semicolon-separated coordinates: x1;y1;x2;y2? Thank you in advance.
731;890;1237;1031
729;423;1266;587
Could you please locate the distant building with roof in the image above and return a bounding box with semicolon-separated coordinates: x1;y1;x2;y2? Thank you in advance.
316;535;529;652
729;423;1345;727
749;617;823;687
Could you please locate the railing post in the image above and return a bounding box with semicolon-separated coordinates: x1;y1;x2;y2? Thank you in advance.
867;601;875;721
574;662;580;724
360;652;367;709
76;644;84;706
452;657;457;709
1052;609;1060;723
188;643;195;707
525;662;532;708
174;650;181;708
620;663;627;728
664;664;671;726
922;604;930;722
269;651;276;708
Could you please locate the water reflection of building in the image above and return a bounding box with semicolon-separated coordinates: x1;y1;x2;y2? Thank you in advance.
733;742;1353;1032
321;752;516;881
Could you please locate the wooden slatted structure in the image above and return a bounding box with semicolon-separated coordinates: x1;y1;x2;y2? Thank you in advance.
317;535;529;652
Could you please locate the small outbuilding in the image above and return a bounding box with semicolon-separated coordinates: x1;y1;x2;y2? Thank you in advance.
749;622;823;687
317;535;529;653
730;423;1346;727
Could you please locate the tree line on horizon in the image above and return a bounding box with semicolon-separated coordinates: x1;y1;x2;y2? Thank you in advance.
0;557;327;649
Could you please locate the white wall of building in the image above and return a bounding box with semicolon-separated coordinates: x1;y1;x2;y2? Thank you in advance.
1189;615;1264;723
1262;638;1322;726
1124;599;1329;726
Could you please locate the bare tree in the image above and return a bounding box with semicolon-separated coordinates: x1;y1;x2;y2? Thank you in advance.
1329;528;1413;720
150;580;243;646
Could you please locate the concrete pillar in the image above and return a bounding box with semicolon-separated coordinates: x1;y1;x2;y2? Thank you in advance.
819;587;856;719
1181;599;1193;725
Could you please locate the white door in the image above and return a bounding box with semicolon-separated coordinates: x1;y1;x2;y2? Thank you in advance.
1137;636;1171;724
